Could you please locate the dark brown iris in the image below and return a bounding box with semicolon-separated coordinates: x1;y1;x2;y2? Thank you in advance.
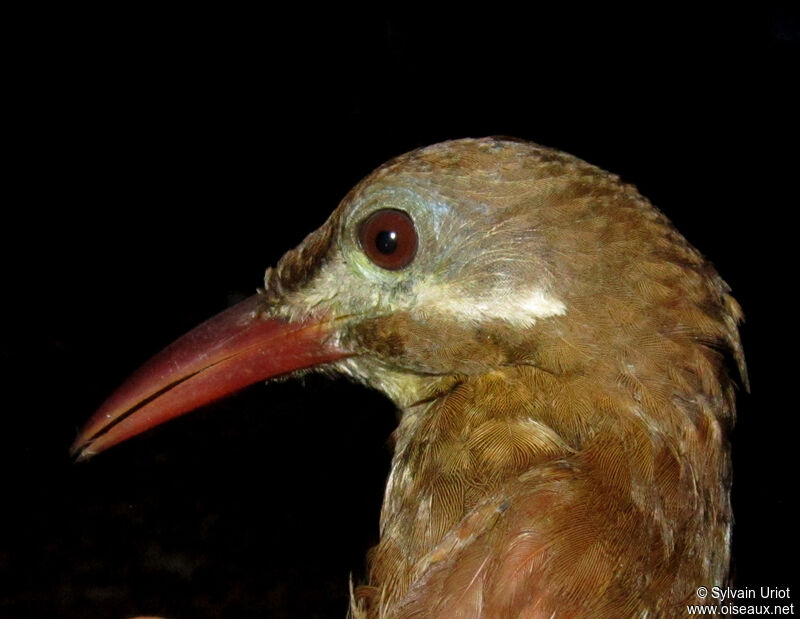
358;209;418;270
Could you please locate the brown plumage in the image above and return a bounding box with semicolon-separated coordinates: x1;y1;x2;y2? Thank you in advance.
74;137;746;617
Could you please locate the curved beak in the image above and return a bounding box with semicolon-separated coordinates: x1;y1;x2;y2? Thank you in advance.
71;295;349;460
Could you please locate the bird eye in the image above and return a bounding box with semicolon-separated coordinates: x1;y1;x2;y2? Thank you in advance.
358;209;418;270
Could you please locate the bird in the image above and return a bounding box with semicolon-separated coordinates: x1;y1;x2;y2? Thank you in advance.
72;137;747;617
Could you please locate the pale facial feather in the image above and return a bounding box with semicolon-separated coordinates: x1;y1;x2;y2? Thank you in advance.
415;283;567;328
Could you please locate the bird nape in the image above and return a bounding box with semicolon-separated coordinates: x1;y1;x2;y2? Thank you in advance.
73;137;746;618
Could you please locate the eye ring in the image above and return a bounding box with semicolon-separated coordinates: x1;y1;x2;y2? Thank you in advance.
358;208;418;270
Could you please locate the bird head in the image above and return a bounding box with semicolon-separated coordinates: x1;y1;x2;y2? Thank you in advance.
72;137;747;616
73;136;745;468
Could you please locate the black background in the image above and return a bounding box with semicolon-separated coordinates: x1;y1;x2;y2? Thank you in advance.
3;7;798;618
